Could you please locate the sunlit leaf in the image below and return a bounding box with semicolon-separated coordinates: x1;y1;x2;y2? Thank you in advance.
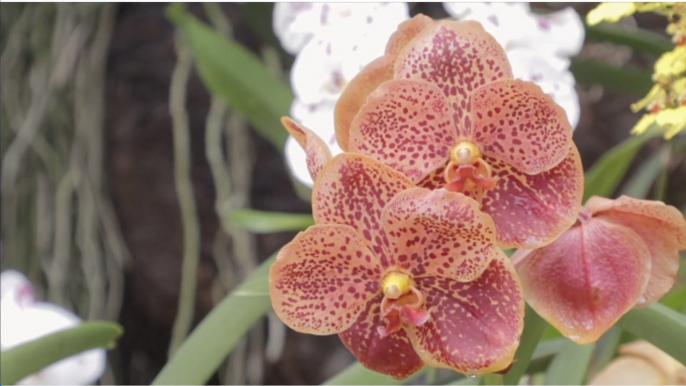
660;287;686;313
152;254;275;385
617;303;686;365
0;322;123;386
167;4;292;150
544;340;595;385
229;209;314;233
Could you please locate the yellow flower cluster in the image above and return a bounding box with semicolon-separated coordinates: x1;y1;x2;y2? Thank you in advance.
588;2;686;139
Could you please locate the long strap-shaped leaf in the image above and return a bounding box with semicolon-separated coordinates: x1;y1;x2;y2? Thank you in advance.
167;4;292;150
0;321;122;385
618;303;686;365
152;254;275;385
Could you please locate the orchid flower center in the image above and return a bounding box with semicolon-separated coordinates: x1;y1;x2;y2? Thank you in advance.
378;271;430;337
382;271;412;299
444;141;498;193
450;142;481;165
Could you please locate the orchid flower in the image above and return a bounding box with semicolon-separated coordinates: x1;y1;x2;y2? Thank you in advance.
274;2;410;187
334;15;584;249
269;152;524;378
513;196;686;344
1;270;106;385
589;340;686;385
443;3;584;128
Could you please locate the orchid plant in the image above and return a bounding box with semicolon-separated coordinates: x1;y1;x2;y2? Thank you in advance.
273;10;686;381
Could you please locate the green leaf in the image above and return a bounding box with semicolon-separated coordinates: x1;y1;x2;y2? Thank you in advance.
544;340;595;385
571;59;653;95
583;133;656;201
229;209;314;233
503;305;548;385
152;254;275;385
0;321;123;385
617;303;686;365
660;287;686;313
587;327;622;380
621;144;669;198
585;23;673;56
323;362;424;385
167;4;292;150
482;373;503;385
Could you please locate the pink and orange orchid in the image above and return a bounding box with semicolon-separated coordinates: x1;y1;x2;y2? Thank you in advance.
270;153;524;378
333;15;584;249
513;195;686;344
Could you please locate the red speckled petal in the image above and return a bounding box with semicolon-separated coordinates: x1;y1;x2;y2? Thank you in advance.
339;294;425;380
282;117;332;181
381;187;498;282
349;79;456;183
395;20;512;138
335;15;434;151
470;79;573;174
312;153;414;265
482;145;584;249
385;14;434;56
514;218;652;344
406;252;524;375
270;224;382;335
587;196;686;306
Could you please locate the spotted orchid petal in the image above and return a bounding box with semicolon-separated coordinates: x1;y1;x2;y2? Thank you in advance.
335;14;433;150
514;217;652;344
482;145;584;249
443;3;535;51
339;294;425;379
349;79;456;183
470;79;574;175
282;117;333;183
270;224;382;335
394;20;513;137
506;48;580;128
381;188;498;281
586;196;686;307
312;153;414;264
406;252;524;375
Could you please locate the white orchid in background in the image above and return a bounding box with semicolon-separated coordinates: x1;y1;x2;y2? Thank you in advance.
1;270;106;385
443;2;585;130
273;2;410;187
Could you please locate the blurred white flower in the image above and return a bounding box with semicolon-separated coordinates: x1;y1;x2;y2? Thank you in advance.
1;270;106;385
274;2;410;187
443;2;584;128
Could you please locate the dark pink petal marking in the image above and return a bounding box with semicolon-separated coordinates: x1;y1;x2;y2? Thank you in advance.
481;145;584;249
395;20;512;138
381;188;499;281
339;294;425;380
470;79;573;174
270;224;382;335
312;153;414;266
349;79;456;183
514;218;652;344
406;252;524;374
